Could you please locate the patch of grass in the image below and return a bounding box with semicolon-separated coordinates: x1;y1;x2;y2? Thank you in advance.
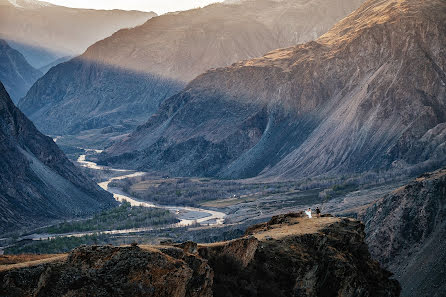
0;254;61;265
5;234;111;255
41;201;179;234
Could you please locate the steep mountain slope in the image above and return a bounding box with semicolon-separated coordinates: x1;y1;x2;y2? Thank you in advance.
102;0;446;179
362;167;446;297
19;0;364;137
0;215;400;296
0;0;155;68
0;40;41;103
0;82;116;235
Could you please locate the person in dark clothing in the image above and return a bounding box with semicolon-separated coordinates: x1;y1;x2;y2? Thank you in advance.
316;207;321;218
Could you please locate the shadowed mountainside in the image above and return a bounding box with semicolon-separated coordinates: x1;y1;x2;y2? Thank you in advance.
18;0;364;137
0;215;400;296
0;0;155;68
102;0;446;180
0;81;116;235
362;167;446;297
0;39;41;103
37;55;71;75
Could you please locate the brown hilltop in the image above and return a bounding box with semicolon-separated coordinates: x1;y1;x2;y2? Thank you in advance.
0;215;400;297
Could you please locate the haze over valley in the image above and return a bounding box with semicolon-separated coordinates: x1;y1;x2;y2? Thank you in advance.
0;0;156;68
0;0;445;296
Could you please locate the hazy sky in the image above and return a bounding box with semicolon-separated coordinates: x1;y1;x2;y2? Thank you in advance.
44;0;224;14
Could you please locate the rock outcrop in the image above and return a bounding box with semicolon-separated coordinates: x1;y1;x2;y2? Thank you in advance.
0;39;42;103
102;0;446;180
18;0;364;137
0;215;400;296
362;167;446;297
0;81;116;234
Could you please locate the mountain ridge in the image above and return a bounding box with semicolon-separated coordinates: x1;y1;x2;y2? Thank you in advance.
101;0;446;180
19;0;364;138
0;0;156;68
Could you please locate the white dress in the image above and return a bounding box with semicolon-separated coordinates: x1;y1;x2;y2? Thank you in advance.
305;210;312;218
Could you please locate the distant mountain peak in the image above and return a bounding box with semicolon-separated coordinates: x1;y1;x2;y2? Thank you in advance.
0;39;42;103
0;2;156;68
7;0;53;9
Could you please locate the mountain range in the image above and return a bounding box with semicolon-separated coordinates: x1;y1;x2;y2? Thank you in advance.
0;0;156;68
18;0;364;139
0;0;445;294
0;39;41;103
0;81;116;234
100;0;446;180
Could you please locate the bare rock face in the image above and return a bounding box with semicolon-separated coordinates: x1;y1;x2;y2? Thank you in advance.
18;0;364;136
201;216;400;297
103;0;446;180
1;245;213;297
0;215;400;296
362;167;446;297
0;82;116;234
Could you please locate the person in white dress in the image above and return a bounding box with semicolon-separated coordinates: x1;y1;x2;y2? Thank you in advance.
305;208;312;218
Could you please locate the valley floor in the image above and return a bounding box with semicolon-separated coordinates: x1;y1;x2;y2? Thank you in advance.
1;148;408;255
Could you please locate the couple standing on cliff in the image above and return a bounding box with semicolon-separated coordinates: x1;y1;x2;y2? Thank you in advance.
305;207;321;218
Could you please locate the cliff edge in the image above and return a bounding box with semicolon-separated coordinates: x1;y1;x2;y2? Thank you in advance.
0;214;400;297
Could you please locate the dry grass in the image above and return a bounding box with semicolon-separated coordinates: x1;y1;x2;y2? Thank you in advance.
198;217;342;249
0;254;67;272
0;254;61;265
253;217;341;240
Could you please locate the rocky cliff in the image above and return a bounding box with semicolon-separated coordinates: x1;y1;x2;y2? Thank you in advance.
0;39;41;103
18;0;364;137
362;167;446;297
0;81;116;235
0;215;400;296
102;0;446;180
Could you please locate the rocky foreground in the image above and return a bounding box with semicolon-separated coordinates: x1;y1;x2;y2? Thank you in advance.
1;214;400;297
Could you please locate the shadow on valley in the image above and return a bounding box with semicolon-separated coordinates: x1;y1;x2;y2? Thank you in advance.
19;57;185;139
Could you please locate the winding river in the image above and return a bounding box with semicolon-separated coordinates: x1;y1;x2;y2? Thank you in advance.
78;152;226;226
19;151;226;242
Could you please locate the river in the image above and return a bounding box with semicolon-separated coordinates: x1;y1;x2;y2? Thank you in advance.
18;151;226;242
77;152;226;226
